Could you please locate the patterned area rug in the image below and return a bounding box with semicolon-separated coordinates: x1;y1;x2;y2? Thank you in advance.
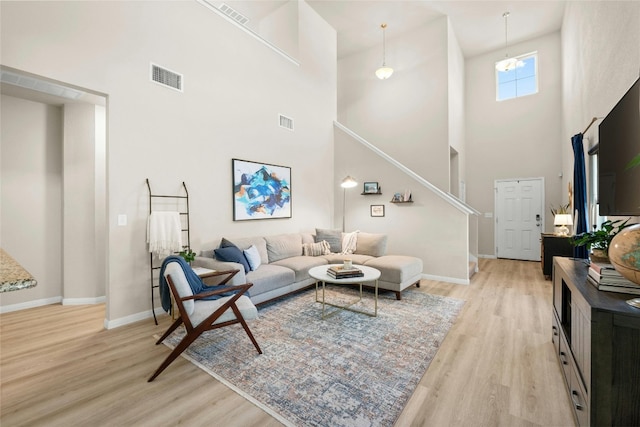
161;286;464;427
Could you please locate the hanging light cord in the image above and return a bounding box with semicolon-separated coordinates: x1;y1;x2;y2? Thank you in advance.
502;12;510;58
381;23;387;66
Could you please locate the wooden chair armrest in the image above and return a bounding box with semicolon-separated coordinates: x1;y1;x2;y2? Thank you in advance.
200;269;239;286
181;283;253;301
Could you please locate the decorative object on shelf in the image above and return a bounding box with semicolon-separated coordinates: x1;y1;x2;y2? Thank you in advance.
232;158;291;221
572;218;633;262
375;24;393;80
553;214;573;236
391;191;413;203
363;182;380;194
370;205;385;217
495;12;524;72
340;175;358;232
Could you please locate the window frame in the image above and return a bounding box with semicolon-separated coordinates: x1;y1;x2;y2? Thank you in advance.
495;51;539;101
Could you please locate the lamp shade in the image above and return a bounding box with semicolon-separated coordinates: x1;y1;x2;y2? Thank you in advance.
341;176;358;188
554;214;573;226
495;57;525;72
375;66;394;80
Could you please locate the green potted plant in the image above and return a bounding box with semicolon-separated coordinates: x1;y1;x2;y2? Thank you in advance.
179;248;196;264
550;202;571;216
572;219;632;262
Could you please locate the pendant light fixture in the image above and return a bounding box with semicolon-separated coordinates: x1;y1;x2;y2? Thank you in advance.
375;23;393;80
495;12;524;72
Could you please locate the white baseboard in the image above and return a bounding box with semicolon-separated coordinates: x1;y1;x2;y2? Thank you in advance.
63;296;106;305
104;307;165;330
478;254;497;259
0;296;63;314
421;273;470;286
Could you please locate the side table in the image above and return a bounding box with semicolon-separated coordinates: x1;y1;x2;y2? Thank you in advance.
541;233;574;279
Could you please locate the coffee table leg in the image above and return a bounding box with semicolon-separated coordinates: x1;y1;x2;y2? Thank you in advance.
322;280;326;318
374;279;378;317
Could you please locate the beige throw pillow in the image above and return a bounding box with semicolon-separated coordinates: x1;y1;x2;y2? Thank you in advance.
303;240;331;256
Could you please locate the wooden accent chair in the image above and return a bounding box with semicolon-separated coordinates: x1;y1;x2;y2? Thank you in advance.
148;261;262;382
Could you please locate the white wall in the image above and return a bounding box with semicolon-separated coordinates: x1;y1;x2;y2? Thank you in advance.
0;1;336;324
466;32;563;256
561;1;640;227
338;17;450;190
0;95;63;305
448;18;466;196
334;127;470;282
63;103;104;302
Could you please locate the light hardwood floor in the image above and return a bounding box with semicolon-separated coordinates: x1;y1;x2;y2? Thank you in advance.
0;259;576;426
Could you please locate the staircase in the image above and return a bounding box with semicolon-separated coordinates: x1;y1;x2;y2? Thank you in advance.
334;121;481;284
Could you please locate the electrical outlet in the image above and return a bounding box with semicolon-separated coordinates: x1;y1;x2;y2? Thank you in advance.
117;214;127;226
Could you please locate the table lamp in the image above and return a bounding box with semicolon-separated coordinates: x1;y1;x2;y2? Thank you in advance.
554;214;573;236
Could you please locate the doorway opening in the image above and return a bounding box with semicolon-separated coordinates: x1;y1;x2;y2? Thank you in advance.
0;66;108;316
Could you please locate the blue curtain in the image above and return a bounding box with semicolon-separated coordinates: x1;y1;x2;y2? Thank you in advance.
572;133;589;259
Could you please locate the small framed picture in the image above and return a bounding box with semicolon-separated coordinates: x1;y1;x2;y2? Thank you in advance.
363;182;379;194
370;205;385;217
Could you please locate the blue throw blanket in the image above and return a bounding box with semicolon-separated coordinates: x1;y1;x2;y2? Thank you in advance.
159;256;242;313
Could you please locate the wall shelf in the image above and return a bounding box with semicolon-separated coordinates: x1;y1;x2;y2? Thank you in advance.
390;200;413;204
361;192;382;195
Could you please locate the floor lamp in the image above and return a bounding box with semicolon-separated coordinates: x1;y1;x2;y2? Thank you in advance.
341;176;358;232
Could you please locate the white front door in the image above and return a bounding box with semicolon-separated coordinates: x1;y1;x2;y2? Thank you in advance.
495;178;544;261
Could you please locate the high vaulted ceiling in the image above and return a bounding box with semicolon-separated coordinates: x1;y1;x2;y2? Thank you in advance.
306;0;567;59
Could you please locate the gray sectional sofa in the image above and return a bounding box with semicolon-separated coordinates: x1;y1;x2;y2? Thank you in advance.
193;230;423;305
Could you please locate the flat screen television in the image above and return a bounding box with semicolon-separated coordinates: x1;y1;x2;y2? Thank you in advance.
598;77;640;216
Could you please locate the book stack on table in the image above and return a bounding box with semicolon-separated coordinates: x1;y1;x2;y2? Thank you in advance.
327;265;364;279
587;262;640;295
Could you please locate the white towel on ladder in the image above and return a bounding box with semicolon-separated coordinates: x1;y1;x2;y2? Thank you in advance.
147;211;183;257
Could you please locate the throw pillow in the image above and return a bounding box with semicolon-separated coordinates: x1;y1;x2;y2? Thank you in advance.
354;232;388;257
341;230;359;254
243;245;262;271
303;240;330;256
214;246;250;273
315;228;342;253
220;237;237;248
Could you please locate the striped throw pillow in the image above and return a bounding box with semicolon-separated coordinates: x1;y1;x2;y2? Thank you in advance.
303;240;330;256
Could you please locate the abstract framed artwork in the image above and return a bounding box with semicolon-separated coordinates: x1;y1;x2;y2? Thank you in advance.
370;205;385;217
232;158;291;221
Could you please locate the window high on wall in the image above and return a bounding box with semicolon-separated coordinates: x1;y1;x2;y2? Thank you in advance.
496;52;538;101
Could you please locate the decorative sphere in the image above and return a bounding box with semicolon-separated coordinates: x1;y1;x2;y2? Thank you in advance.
609;223;640;286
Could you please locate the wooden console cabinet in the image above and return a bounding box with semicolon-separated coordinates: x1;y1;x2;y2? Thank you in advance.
552;257;640;426
541;233;573;278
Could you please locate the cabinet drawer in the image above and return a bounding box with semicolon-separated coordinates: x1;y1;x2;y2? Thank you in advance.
559;331;572;389
570;361;590;426
552;311;560;355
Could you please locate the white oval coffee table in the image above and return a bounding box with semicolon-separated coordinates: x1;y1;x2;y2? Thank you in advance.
308;264;381;319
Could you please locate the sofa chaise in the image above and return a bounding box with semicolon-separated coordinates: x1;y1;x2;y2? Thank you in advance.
193;229;423;305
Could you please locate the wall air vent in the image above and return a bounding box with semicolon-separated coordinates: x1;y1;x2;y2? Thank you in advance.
279;114;294;131
218;3;250;25
151;63;183;92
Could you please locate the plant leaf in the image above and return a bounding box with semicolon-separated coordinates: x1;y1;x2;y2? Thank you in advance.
625;153;640;170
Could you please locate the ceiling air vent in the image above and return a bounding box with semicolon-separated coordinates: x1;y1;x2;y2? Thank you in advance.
279;114;294;131
151;63;183;92
218;3;250;25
